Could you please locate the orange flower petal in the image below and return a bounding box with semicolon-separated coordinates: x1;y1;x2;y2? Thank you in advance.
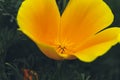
36;43;63;60
72;27;120;62
59;0;114;46
17;0;63;59
17;0;60;44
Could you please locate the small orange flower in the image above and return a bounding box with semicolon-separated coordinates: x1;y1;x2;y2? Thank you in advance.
22;69;38;80
23;69;32;80
17;0;120;62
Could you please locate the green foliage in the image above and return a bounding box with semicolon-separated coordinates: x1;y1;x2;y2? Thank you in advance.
56;0;69;15
0;0;120;80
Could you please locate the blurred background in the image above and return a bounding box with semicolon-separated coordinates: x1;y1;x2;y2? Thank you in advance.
0;0;120;80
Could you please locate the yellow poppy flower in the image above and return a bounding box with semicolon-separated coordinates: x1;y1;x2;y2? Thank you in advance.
17;0;120;62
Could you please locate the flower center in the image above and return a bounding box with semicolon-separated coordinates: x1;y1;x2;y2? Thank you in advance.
57;45;66;54
55;43;76;59
54;39;76;59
